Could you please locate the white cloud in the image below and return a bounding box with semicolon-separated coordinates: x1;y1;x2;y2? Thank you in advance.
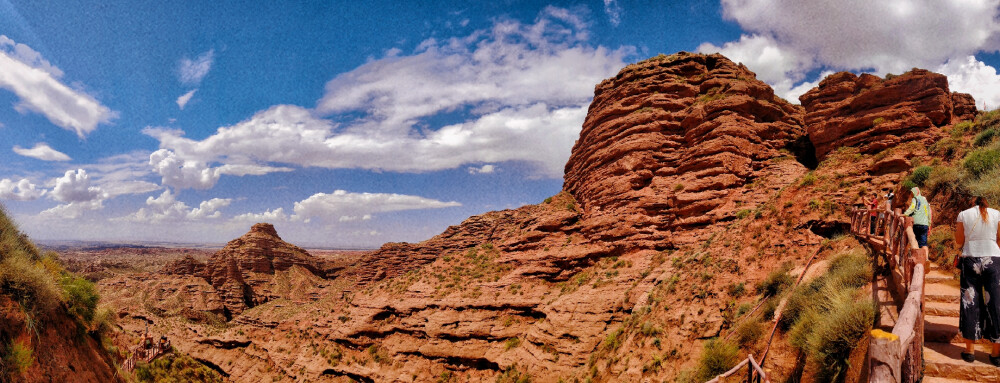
146;7;627;180
39;200;103;219
697;34;815;101
147;148;292;190
702;1;1000;104
468;164;495;174
0;36;63;77
12;142;71;161
0;35;115;137
50;169;105;203
291;189;461;223
232;208;288;223
187;198;232;220
603;0;622;26
118;190;230;223
937;56;1000;110
0;178;45;201
147;102;586;178
178;50;214;85
720;0;1000;74
176;89;196;110
78;151;161;197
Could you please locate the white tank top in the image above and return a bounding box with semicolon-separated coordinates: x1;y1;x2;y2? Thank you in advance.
957;207;1000;257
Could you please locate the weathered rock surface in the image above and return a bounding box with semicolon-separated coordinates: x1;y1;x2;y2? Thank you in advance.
563;52;806;244
162;254;205;275
800;69;977;160
97;53;984;383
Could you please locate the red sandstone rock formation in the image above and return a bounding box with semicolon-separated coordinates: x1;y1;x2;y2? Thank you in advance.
800;69;977;160
161;254;205;275
97;53;985;382
202;223;326;316
564;52;806;239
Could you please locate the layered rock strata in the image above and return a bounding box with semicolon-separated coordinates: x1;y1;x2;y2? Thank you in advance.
563;52;806;240
800;70;977;160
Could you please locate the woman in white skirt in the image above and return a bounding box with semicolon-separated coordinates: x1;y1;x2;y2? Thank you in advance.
955;196;1000;364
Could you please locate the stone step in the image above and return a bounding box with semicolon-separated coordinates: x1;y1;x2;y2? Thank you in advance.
927;269;959;284
924;341;1000;381
926;283;961;304
926;315;962;343
927;301;961;317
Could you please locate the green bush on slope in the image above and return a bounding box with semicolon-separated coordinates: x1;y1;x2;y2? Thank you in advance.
782;249;874;383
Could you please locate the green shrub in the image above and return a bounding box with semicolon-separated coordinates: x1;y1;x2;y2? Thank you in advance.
872;117;885;126
727;282;745;297
695;339;739;381
134;353;223;383
61;275;98;323
543;197;553;204
966;166;1000;205
905;166;933;188
496;364;532;383
925;165;961;193
4;339;34;374
734;319;765;348
952;120;974;137
735;209;752;219
963;147;1000;179
505;337;521;351
0;253;61;315
784;249;874;382
974;128;999;147
928;227;957;267
756;264;793;297
799;172;817;187
804;289;875;382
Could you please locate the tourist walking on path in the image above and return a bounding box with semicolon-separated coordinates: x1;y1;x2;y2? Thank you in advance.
903;187;932;248
954;196;1000;364
884;190;895;211
868;193;879;235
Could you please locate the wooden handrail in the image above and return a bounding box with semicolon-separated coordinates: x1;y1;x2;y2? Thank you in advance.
849;208;927;383
705;354;769;383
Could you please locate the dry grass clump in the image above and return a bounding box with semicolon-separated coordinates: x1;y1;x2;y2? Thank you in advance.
781;249;874;382
695;339;739;381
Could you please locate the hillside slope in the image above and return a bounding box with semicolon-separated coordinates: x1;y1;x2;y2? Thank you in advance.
97;52;981;382
0;208;122;382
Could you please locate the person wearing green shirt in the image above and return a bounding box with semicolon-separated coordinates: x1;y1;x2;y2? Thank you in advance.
903;187;932;248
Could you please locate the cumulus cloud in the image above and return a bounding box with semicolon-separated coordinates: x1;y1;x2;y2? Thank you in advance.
0;35;115;137
50;169;105;203
178;50;214;85
148;148;292;190
0;178;45;201
937;56;1000;110
12;142;71;161
145;7;628;180
697;34;815;101
176;89;196;110
39;200;103;219
232;208;288;223
119;190;231;223
468;164;495;174
701;0;1000;104
291;189;461;223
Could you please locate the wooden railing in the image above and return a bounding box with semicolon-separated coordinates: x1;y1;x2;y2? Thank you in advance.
850;208;927;383
706;354;769;383
121;341;169;372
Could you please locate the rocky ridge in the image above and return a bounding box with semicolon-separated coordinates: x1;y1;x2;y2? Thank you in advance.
98;53;981;382
801;69;976;160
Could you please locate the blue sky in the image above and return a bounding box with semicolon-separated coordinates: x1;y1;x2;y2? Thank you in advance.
2;0;1000;247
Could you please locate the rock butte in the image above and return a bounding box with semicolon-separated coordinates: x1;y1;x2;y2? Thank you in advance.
93;52;978;382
